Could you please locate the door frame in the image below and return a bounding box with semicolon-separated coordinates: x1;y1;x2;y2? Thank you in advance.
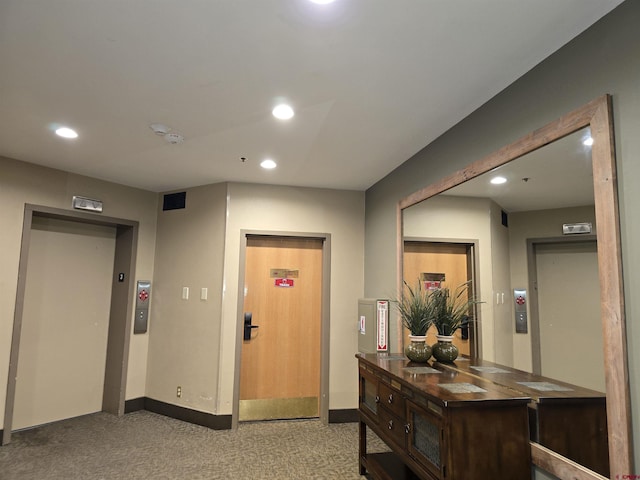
3;204;138;445
527;234;597;375
402;237;481;359
232;230;331;429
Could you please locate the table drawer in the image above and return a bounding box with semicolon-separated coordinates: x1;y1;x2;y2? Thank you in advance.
378;406;407;449
379;382;405;418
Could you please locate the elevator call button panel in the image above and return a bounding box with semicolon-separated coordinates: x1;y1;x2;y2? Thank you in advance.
135;280;151;334
514;289;528;334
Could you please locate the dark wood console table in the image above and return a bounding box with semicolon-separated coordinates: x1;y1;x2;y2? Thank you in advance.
357;353;532;480
437;356;609;476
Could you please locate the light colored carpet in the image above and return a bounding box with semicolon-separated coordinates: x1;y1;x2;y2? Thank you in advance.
0;411;388;479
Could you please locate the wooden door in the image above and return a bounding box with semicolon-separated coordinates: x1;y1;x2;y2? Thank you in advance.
239;236;323;421
403;241;473;356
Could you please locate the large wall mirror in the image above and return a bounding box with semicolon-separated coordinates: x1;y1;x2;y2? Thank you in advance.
396;96;632;479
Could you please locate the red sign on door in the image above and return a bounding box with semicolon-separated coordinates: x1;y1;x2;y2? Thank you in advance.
424;281;441;290
274;278;294;288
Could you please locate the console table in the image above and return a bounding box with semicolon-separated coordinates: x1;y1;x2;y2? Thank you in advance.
437;356;609;476
357;353;532;480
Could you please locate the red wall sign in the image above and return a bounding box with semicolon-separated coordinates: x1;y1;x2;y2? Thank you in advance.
424;281;442;291
274;278;294;288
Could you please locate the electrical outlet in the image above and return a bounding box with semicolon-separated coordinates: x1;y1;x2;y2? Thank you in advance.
177;386;182;398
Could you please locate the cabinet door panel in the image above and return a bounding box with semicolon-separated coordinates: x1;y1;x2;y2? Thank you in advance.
359;369;380;421
447;405;531;480
407;401;443;479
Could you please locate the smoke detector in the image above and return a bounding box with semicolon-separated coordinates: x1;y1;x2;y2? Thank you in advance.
164;133;185;144
149;123;171;135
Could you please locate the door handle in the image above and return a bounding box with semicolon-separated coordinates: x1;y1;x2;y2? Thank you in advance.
244;312;259;340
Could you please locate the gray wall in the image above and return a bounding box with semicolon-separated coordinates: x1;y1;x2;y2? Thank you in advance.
364;0;640;467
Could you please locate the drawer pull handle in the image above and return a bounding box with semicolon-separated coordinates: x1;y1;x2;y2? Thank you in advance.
375;395;380;403
405;423;411;434
388;394;394;403
388;420;394;430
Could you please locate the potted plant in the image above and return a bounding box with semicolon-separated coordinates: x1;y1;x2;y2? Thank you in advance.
431;280;479;362
395;280;438;362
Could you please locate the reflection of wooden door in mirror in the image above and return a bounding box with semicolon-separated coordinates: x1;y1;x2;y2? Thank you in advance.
403;241;474;356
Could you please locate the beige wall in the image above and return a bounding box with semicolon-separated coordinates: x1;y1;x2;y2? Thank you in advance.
147;182;365;416
403;195;496;360
489;201;513;366
0;156;158;428
2;159;365;424
365;0;640;471
218;183;365;414
145;183;227;412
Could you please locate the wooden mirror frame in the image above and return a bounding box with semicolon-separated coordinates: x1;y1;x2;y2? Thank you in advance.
396;95;632;479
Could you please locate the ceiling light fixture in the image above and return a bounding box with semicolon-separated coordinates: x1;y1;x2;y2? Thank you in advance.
309;0;335;4
490;176;507;185
55;126;78;139
261;159;277;169
272;104;294;120
583;136;594;146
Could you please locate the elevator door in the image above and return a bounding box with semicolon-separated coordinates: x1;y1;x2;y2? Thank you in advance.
13;217;115;430
239;236;323;421
535;240;604;391
403;241;473;356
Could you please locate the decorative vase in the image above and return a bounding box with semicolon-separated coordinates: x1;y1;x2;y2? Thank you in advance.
405;335;432;363
432;335;459;363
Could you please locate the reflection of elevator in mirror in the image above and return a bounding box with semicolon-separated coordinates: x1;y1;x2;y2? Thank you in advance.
529;238;604;392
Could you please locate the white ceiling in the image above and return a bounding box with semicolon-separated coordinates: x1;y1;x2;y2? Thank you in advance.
444;128;594;213
0;0;624;193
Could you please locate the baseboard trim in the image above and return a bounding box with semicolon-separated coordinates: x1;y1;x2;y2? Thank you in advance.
142;397;232;430
328;408;359;423
124;397;145;413
125;397;352;426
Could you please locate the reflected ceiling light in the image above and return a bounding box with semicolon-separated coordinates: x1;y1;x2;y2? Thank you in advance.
261;159;277;169
583;136;594;146
272;104;294;120
490;176;507;185
55;126;78;139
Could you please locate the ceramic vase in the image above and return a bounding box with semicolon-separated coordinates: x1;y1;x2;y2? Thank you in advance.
432;334;459;363
405;335;432;363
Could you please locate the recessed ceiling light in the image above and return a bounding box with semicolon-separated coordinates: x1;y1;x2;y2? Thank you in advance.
583;136;594;146
261;159;277;169
55;127;78;139
309;0;335;4
272;104;294;120
490;176;507;185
